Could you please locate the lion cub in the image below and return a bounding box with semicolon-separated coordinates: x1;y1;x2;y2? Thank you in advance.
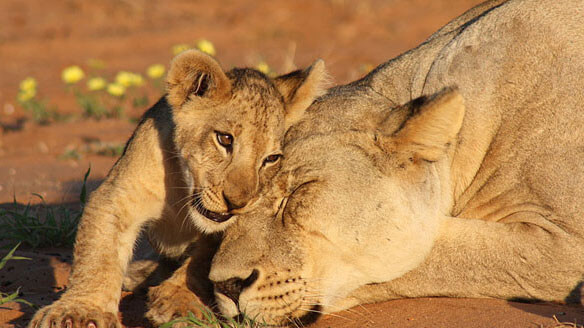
29;49;327;328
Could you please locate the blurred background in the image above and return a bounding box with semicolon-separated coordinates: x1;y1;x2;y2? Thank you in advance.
0;0;482;204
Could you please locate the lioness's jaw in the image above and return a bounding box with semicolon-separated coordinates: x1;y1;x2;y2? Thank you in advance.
166;49;232;109
376;87;465;162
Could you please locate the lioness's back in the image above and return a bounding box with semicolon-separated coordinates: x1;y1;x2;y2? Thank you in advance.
420;0;584;233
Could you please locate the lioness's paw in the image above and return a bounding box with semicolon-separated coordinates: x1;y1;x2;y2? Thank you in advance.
146;283;207;327
28;301;120;328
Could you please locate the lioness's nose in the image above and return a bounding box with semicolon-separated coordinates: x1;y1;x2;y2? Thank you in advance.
214;269;259;305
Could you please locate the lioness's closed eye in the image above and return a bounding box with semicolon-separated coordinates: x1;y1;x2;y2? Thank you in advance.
28;49;329;328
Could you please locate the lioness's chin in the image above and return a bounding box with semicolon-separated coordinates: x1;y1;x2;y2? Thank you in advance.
215;292;239;317
221;304;321;327
215;296;318;327
189;208;236;234
214;282;322;327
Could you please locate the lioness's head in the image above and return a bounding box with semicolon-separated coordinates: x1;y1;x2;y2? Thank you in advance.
208;87;465;325
166;50;328;233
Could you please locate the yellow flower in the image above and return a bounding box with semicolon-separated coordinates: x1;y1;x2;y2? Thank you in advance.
61;65;85;84
107;83;126;97
87;77;107;91
116;71;144;87
146;64;165;79
130;73;144;86
115;71;134;87
172;44;191;56
256;61;271;75
196;39;216;56
17;88;36;102
19;77;37;92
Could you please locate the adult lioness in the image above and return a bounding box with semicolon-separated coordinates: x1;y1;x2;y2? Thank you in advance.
28;50;327;328
207;0;584;325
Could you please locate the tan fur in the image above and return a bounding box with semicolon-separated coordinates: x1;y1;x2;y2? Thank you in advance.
28;50;328;328
273;59;329;128
206;0;584;326
146;234;219;327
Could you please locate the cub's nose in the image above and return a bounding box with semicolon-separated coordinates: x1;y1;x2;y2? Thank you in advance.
223;192;246;212
214;269;259;305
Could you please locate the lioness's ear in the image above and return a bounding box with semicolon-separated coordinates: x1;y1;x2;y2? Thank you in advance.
166;49;232;108
273;60;329;128
379;87;465;162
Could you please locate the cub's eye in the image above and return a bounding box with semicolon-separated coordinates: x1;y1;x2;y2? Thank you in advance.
263;154;282;165
216;132;233;148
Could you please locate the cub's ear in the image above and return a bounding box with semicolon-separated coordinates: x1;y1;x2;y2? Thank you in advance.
377;87;465;162
273;59;330;128
166;49;232;108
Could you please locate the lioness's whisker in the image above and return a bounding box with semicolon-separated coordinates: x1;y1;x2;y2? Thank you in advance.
284;314;304;328
301;299;361;316
298;306;351;322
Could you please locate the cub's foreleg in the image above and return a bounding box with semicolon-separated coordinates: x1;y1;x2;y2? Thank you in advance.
30;117;169;328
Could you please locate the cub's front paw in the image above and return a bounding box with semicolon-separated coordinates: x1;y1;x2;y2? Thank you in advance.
28;300;120;328
146;283;208;327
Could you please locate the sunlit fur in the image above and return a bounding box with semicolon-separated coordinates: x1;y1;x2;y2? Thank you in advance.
209;0;584;325
28;50;329;328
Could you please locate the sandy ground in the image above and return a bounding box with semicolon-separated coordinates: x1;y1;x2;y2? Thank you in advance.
1;0;583;327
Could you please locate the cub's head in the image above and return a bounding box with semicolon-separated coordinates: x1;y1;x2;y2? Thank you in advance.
166;50;328;233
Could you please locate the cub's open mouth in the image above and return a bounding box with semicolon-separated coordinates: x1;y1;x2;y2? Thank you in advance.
192;194;233;222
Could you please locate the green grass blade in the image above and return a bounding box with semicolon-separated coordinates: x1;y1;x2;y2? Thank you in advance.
0;243;30;270
80;166;91;204
0;290;22;305
0;290;34;307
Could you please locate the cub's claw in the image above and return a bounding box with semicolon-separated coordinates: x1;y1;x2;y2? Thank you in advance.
146;282;208;327
28;301;121;328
